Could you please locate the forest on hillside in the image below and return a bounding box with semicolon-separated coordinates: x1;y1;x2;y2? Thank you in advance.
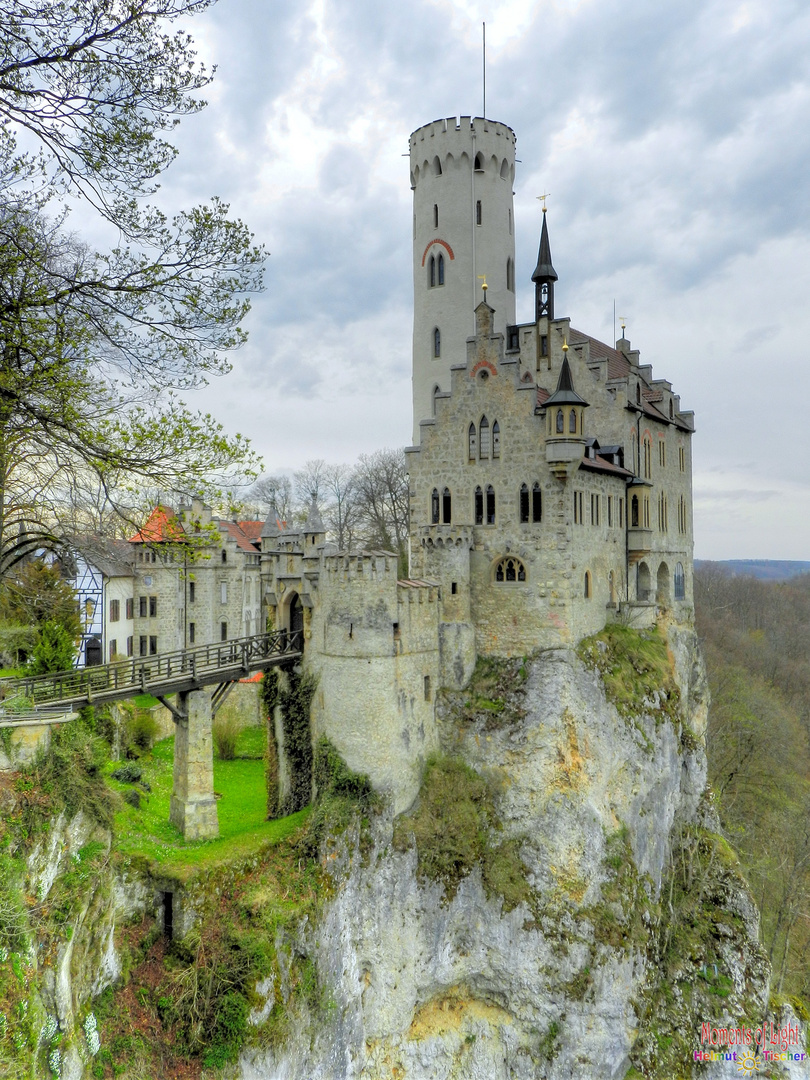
696;565;810;1002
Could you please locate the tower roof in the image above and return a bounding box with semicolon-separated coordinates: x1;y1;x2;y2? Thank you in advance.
303;493;325;534
544;356;588;407
531;210;558;284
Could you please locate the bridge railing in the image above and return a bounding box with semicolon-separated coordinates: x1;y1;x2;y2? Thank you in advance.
0;630;303;707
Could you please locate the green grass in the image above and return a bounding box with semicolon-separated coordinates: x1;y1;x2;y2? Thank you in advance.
108;724;308;880
133;693;161;708
0;667;23;678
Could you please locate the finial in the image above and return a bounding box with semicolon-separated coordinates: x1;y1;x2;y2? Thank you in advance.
562;339;568;353
619;316;627;336
477;274;488;294
536;192;551;212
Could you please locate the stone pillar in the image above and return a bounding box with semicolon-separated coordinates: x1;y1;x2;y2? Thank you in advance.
169;689;219;840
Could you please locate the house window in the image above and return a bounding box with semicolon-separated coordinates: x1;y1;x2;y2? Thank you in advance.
149;596;157;617
519;483;529;523
591;493;600;526
189;622;195;644
220;582;228;604
442;487;451;524
189;581;195;603
221;621;228;642
126;598;133;619
433;327;441;357
221;550;227;563
479;416;490;458
659;440;666;468
658;493;668;531
492;420;500;459
110;599;120;622
494;556;526;583
149;636;157;655
139;596;147;618
619;498;624;528
126;636;133;657
607;496;613;528
674;562;685;601
474;486;483;525
433;203;438;227
468;423;477;461
139;635;147;656
643;495;651;528
532;483;542;522
431;489;440;524
109;640;117;661
438;253;444;285
476;199;482;225
486;485;496;524
451;582;458;595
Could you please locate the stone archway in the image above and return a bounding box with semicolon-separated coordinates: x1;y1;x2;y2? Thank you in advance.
656;562;671;606
637;562;651;602
289;592;304;645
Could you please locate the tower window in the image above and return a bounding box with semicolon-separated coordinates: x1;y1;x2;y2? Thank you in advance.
433;327;441;357
492;420;500;459
569;409;577;434
433;203;438;228
556;409;564;434
442;487;452;524
431;488;440;524
643;436;652;479
433;155;442;176
519;483;529;523
476;200;482;226
486;485;496;524
631;494;639;527
474;486;483;525
479;415;490;458
221;621;228;642
433;385;440;416
474;153;484;171
438;253;444;285
532;483;542;523
584;571;592;599
468;423;477;462
506;257;514;292
679;446;685;472
429;255;435;287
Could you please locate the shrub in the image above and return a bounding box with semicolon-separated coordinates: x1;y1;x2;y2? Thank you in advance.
129;710;158;751
213;713;240;761
111;764;142;784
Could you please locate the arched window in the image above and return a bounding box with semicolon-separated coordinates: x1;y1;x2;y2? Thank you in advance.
486;485;496;524
432;385;440;417
643;436;652;479
433;203;439;227
429;255;436;287
474;486;483;525
432;155;442;176
556;409;564;434
674;562;685;601
500;158;509;180
495;556;526;583
438;253;444;286
532;483;542;522
431;489;439;524
474;152;484;171
479;416;490;458
584;571;592;598
492;420;500;459
468;423;477;462
569;409;577;433
433;327;441;358
519;483;529;523
631;494;640;528
442;487;451;524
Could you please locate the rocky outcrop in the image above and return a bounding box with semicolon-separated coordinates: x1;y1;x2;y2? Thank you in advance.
241;627;805;1079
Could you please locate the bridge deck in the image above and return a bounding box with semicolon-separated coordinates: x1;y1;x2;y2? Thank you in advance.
0;631;302;712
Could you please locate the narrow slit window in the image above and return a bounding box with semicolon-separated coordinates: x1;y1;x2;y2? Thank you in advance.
431;488;440;524
492;421;500;459
532;483;542;522
519;483;529;523
438;253;444;285
474;486;483;525
429;255;435;287
486;485;496;524
442;487;452;524
433;203;439;228
433;327;441;357
476;199;482;225
468;422;477;461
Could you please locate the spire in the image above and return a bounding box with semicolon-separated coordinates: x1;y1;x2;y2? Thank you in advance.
303;492;325;534
545;353;588;407
532;209;557;321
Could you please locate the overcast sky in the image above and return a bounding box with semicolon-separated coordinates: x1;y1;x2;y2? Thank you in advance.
148;0;810;561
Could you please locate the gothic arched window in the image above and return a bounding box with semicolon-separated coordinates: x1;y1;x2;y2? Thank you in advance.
519;483;529;523
674;562;685;601
433;327;441;358
429;255;436;288
438;253;444;286
486;485;496;525
631;495;640;528
442;487;451;524
556;409;564;434
492;420;500;459
569;409;577;433
468;423;477;462
494;556;526;583
474;486;483;525
479;416;490;459
432;385;440;417
430;489;439;524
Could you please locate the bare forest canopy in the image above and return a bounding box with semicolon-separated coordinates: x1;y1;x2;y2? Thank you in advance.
696;560;810;582
696;563;810;1001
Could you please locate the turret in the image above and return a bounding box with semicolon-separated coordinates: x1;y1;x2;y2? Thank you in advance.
532;208;557;321
410;116;517;442
544;347;588;474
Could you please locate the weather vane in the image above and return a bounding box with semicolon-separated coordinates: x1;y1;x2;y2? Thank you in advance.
477;274;488;294
536;192;551;212
619;316;627;336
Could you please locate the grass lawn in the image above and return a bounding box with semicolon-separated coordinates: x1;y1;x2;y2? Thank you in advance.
107;723;308;881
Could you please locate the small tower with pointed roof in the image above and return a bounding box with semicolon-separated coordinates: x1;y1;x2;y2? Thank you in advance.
544;346;589;473
532;208;557;322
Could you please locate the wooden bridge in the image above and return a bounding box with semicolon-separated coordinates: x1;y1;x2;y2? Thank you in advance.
0;630;303;842
0;630;302;713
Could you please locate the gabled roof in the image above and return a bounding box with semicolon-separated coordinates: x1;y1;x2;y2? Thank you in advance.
129;506;185;544
579;454;633;478
70;536;133;578
221;520;262;552
569;329;630;380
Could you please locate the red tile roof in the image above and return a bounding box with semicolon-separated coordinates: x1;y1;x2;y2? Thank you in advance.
579;454;634;478
238;520;264;540
221;521;262;552
129;506;185;544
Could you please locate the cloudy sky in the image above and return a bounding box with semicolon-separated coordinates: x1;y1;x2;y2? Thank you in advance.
150;0;810;560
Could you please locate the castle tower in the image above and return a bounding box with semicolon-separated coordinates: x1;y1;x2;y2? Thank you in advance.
410;116;517;442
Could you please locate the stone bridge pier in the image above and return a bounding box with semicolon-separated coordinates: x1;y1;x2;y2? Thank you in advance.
168;689;219;840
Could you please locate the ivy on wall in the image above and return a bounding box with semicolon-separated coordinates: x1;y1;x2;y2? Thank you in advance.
261;668;281;819
279;670;318;816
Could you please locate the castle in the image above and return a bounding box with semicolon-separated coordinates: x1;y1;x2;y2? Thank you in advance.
259;115;695;813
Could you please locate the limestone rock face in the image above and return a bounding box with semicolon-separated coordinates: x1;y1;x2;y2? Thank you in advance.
241;628;803;1080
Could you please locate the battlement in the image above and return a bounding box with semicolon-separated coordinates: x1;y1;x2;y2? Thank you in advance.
410;116;516;186
321;549;399;582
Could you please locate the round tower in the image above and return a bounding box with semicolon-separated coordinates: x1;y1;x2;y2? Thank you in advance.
410;116;517;442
